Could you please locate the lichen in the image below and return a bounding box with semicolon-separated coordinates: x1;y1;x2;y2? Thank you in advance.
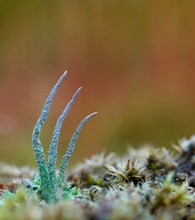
31;72;97;203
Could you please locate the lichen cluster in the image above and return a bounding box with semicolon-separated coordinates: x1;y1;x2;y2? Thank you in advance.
31;72;97;203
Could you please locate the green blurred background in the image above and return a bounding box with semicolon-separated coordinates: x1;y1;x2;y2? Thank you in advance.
1;1;195;167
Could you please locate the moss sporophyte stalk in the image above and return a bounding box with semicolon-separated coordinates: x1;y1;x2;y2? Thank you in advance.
32;72;97;203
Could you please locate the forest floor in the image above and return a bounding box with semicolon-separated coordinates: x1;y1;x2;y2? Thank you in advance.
0;137;195;220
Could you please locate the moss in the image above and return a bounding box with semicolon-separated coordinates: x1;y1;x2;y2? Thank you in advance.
0;135;195;219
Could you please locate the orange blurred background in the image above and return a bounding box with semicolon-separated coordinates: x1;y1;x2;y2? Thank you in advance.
1;1;195;167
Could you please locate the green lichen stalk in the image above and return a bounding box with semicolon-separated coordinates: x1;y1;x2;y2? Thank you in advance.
59;112;98;186
31;72;97;203
32;72;67;202
47;87;82;201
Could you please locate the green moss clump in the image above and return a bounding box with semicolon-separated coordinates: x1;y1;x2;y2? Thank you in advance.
0;135;195;219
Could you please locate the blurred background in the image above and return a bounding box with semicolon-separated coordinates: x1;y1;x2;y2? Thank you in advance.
1;1;195;167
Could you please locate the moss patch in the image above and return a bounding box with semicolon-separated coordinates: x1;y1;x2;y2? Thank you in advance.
0;136;195;220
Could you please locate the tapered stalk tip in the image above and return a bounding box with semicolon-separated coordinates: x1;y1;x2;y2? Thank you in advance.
62;71;68;77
